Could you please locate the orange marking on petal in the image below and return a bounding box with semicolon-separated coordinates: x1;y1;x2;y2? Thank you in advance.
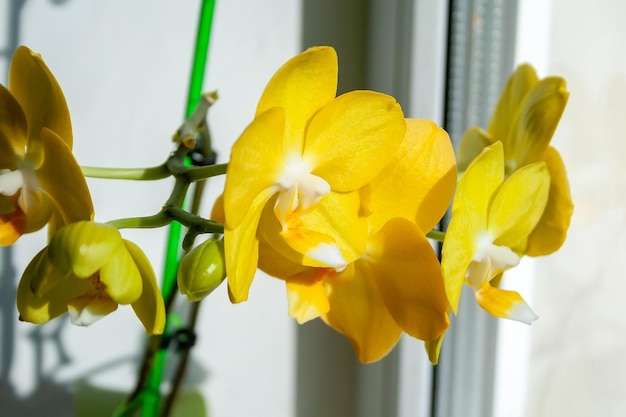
0;203;26;246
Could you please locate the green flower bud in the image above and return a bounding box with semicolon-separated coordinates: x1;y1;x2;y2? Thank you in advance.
177;238;226;302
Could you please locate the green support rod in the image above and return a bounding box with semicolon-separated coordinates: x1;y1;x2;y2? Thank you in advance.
142;1;217;416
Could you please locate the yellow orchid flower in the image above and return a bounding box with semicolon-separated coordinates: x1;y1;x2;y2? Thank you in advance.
223;46;406;302
457;64;573;256
0;46;93;246
256;119;456;363
442;141;550;324
17;221;165;335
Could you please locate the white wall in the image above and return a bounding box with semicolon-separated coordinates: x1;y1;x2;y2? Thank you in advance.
1;1;301;416
527;0;626;415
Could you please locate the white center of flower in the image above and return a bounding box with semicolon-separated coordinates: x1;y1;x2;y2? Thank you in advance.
474;234;520;270
275;158;330;225
0;169;25;196
0;159;41;214
466;233;520;289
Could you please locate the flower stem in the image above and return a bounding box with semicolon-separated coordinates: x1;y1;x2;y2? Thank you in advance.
81;157;226;183
168;206;224;234
184;162;228;182
427;229;446;242
107;207;223;233
107;212;171;229
81;164;170;180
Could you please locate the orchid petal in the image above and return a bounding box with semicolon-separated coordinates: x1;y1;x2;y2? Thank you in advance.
514;76;569;166
37;127;94;229
424;333;445;365
474;283;538;324
9;46;73;151
441;209;475;314
99;243;143;304
225;187;276;303
67;295;118;326
0;194;15;214
443;143;505;313
257;195;320;267
21;187;53;234
285;268;331;323
46;210;65;242
0;192;27;246
281;226;346;269
368;119;456;233
28;246;64;296
260;190;367;268
304;91;405;192
256;46;338;157
457;126;492;172
224;107;284;229
526;146;574;256
210;193;225;224
125;240;166;335
257;233;308;280
487;64;538;143
0;83;27;164
296;190;367;264
452;141;503;221
367;218;449;340
323;260;403;364
48;221;123;278
489;161;550;248
17;248;91;324
464;250;492;291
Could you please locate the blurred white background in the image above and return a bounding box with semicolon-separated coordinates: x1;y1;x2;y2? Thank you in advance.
495;1;626;416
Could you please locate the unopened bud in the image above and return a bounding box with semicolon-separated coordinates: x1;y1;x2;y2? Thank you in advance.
177;238;226;302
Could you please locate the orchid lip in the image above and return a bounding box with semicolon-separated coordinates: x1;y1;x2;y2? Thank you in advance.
275;158;330;225
278;158;330;206
67;274;117;326
306;241;348;270
466;233;520;289
473;233;520;270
